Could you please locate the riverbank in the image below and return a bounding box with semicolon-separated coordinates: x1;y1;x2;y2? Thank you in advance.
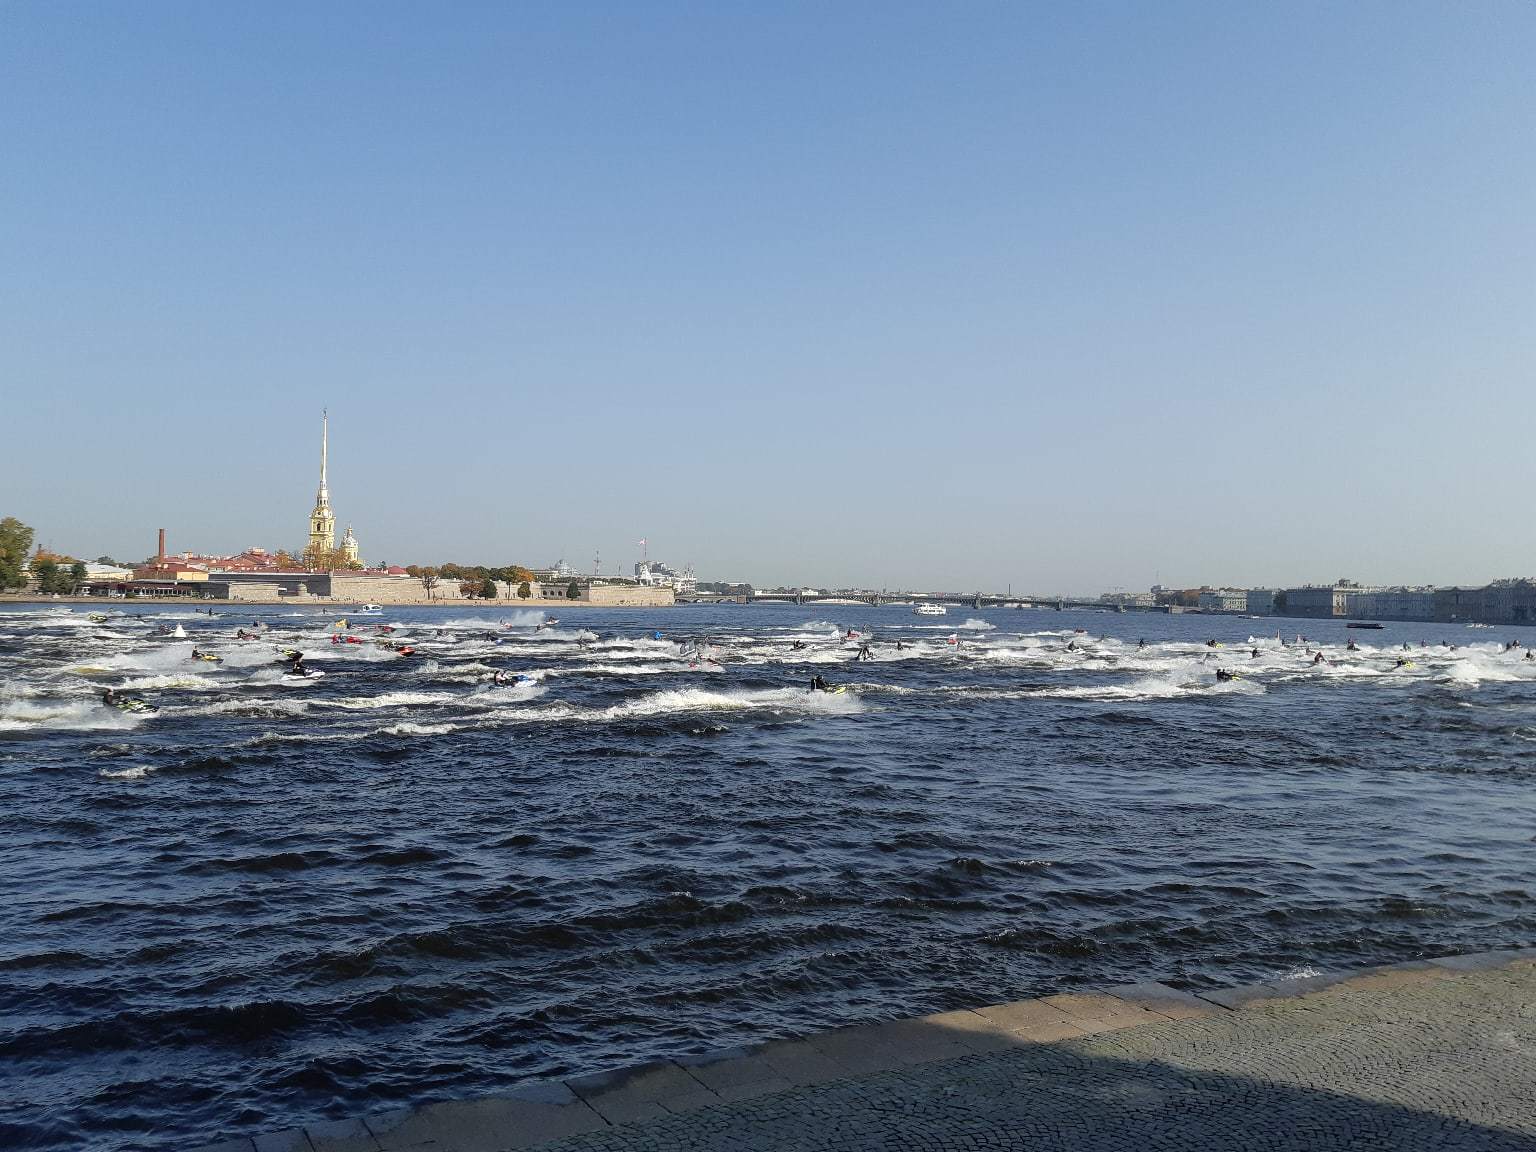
0;595;678;608
190;947;1536;1152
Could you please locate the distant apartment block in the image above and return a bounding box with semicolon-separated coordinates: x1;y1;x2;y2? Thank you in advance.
1197;589;1248;613
1245;588;1275;615
1279;581;1369;618
1347;588;1436;621
1271;580;1535;624
1434;580;1536;624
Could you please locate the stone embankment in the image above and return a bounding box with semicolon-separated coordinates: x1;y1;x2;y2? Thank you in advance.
194;947;1536;1152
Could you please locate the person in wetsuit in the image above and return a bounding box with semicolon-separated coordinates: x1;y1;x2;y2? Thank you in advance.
810;675;829;692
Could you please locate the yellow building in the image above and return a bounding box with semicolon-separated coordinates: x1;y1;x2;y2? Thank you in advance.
308;410;336;555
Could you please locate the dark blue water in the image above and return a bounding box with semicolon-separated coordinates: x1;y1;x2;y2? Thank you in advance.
3;602;1533;1149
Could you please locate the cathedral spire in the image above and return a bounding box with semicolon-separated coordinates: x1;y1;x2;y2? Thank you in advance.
308;409;336;558
317;408;330;507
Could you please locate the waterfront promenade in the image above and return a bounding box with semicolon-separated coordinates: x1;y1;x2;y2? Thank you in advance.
195;949;1536;1152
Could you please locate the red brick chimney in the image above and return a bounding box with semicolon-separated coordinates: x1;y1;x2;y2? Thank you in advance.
157;528;166;561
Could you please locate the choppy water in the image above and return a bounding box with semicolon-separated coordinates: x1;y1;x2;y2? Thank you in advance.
3;601;1534;1150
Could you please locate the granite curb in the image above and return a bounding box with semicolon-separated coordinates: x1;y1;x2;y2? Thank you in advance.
189;946;1536;1152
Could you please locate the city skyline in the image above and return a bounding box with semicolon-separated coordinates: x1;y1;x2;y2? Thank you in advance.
4;4;1534;590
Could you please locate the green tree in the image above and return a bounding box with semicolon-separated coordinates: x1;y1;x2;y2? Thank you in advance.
32;557;61;593
419;567;440;600
567;580;581;600
517;581;531;600
499;566;535;598
94;555;121;567
479;578;497;599
70;560;88;593
0;518;34;590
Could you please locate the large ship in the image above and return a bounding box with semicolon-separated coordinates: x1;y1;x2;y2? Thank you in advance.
914;603;947;616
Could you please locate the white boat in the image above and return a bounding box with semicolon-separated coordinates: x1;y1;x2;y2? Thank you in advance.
354;604;384;615
914;603;947;616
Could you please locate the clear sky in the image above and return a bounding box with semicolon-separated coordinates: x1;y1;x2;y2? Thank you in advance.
2;3;1532;593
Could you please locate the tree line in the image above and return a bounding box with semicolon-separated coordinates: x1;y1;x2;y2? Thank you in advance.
1;517;89;593
402;564;553;600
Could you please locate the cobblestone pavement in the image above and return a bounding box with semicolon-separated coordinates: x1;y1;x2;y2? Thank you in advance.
532;965;1536;1152
198;952;1536;1152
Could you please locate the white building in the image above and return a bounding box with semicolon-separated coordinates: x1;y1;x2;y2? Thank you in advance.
634;561;697;595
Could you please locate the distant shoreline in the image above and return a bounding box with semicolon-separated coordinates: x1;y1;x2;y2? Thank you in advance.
0;594;679;609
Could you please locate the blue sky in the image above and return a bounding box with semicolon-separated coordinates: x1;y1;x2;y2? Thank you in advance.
2;3;1532;592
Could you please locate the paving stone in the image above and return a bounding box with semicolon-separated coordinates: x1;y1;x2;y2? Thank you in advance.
567;1061;717;1124
1037;992;1162;1032
709;1075;796;1103
1326;965;1453;995
304;1115;382;1152
502;1082;582;1108
253;1132;314;1152
680;1052;786;1095
1431;950;1532;973
1193;981;1292;1010
915;1008;1023;1052
972;997;1094;1041
806;1019;974;1074
1101;982;1222;1021
673;1044;759;1070
366;1094;605;1151
754;1038;855;1086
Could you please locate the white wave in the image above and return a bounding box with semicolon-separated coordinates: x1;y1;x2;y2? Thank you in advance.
493;685;866;726
318;691;465;711
99;765;154;780
985;665;1266;701
1277;965;1322;981
466;681;548;703
1438;659;1525;687
172;698;311;719
0;699;143;731
117;673;223;691
421;612;547;630
555;662;720;676
376;721;459;736
959;618;996;631
239;729;362;745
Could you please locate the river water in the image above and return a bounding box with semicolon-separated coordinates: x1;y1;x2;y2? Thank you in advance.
2;601;1533;1149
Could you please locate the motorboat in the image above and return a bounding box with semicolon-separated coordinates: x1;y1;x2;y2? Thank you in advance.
355;604;384;615
914;603;947;616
